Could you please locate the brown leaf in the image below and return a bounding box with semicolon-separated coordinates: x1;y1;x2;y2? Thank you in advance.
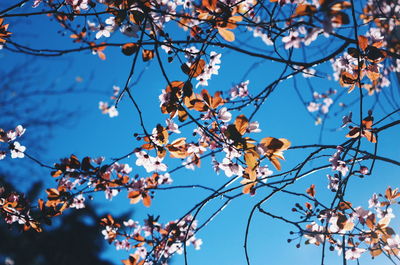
129;11;145;25
181;59;206;78
234;115;249;135
122;43;138;56
306;184;316;197
142;49;154;61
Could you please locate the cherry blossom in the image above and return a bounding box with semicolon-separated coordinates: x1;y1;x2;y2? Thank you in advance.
10;141;26;159
345;248;366;260
70;194;86;209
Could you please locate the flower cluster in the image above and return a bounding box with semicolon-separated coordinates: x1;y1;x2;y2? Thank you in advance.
0;125;26;160
100;214;202;265
299;186;400;260
0;186;41;232
99;85;120;118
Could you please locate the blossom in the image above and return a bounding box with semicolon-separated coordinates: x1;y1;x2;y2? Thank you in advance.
304;222;325;245
96;25;113;39
341;112;352;128
120;24;140;38
219;158;244;177
282;31;301;49
246;121;261;133
217;107;232;123
230;80;249;100
123;219;138;227
99;101;119;118
70;194;85;209
157;173;173;185
376;207;395;219
257;166;273;182
115;239;131;251
10;141;26;159
15;125;26;137
327;174;340;192
102;225;118;241
135;246;147;259
166;119;180;133
105;187;119;200
368;193;380;208
307;102;321;112
345;248;366;260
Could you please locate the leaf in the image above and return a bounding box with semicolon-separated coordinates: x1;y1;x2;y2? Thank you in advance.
306;184;316;197
293;4;317;17
178;107;188;122
338;201;352;210
330;11;349;25
129;11;145;25
365;45;386;62
241;178;256;195
142;193;151;207
51;170;63;178
202;0;217;11
122;43;138;56
226;16;243;29
270;156;281;170
260;137;291;152
181;59;206;78
142;49;154;61
366;214;376;230
122;254;140;265
358;35;369;51
366;64;380;81
154;124;169;145
378;216;391;228
167;138;188;158
128;191;142;204
234;115;249;135
46;188;60;199
346;127;360;139
218;27;235;42
330;1;352;11
370;248;382;257
363;130;377;143
244;149;259;180
224;124;243;144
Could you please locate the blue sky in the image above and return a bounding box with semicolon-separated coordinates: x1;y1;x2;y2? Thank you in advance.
1;2;400;265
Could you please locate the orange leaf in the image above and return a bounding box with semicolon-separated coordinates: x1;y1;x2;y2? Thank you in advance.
270;156;281;170
338;201;352;210
363;130;376;143
218;27;235;42
358;35;369;51
293;4;317;17
142;49;154;61
142;193;151;207
202;0;217;11
330;1;352;11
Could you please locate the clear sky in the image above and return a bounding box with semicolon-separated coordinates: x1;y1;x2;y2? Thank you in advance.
1;2;400;265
